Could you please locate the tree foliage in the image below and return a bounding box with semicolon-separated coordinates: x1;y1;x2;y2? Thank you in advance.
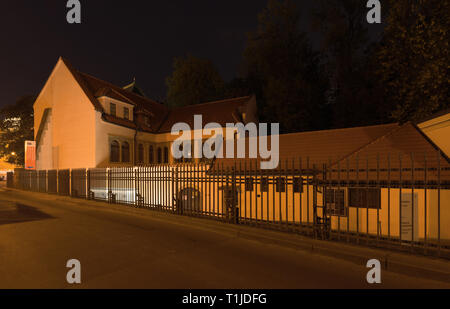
163;0;449;131
0;95;35;166
243;0;328;133
376;0;450;123
166;55;225;108
312;0;388;128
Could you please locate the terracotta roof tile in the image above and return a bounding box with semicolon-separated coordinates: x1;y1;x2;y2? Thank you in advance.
61;58;250;134
326;123;450;181
157;96;252;133
212;123;399;172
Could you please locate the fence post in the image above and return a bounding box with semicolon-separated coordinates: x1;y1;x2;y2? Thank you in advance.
107;168;112;203
172;166;177;213
87;169;91;199
135;167;139;208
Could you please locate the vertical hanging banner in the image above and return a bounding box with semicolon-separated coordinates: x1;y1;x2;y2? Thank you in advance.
25;141;36;170
401;193;419;242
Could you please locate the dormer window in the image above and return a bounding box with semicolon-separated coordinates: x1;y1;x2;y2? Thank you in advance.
110;103;116;117
144;115;150;127
124;107;129;120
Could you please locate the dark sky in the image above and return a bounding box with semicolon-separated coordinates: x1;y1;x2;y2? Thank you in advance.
0;0;381;108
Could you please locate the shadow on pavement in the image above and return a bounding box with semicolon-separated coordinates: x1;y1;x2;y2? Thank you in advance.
0;202;55;226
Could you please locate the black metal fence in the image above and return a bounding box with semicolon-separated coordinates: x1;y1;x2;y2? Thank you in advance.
8;154;450;259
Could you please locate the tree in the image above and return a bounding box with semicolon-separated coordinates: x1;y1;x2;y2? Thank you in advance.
376;0;450;123
0;95;35;166
243;0;327;133
312;0;386;128
166;55;225;108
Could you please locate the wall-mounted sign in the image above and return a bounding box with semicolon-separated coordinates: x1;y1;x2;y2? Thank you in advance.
401;193;419;242
25;141;36;170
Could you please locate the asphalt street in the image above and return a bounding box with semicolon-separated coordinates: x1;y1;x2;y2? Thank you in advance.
0;183;449;289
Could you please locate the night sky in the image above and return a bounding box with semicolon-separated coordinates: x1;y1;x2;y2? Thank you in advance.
1;1;381;108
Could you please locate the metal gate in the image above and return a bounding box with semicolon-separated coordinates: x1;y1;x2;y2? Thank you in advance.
71;169;87;198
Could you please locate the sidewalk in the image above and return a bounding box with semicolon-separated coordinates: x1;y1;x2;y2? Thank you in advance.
4;188;450;284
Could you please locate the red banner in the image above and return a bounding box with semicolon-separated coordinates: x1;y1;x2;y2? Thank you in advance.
25;141;36;170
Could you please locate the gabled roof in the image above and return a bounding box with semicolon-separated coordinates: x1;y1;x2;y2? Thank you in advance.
157;96;253;133
212;123;399;172
60;57;168;131
326;123;450;181
59;57;251;134
77;71;168;120
210;122;450;181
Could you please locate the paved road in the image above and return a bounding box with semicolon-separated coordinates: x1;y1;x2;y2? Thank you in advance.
0;186;449;289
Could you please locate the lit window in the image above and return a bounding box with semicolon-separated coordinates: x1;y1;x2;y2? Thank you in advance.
110;103;116;117
124;107;129;120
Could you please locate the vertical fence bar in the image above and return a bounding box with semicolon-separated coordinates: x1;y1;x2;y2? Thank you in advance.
285;159;289;230
411;153;415;250
366;156;369;244
437;150;441;256
239;161;242;222
424;153;428;253
299;157;303;231
356;155;359;244
346;158;350;241
376;154;380;245
307;157;310;227
249;161;253;224
272;161;276;226
292;158;295;230
399;154;402;243
256;161;259;225
338;157;341;241
388;154;391;241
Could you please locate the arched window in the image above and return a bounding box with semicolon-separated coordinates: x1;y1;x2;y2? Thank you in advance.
164;147;169;164
157;147;162;164
122;142;130;163
110;140;120;163
149;146;154;164
137;144;144;164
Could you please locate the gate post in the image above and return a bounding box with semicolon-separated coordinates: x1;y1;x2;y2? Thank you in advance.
232;166;239;225
87;169;92;200
172;166;178;214
134;167;139;208
107;168;112;203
